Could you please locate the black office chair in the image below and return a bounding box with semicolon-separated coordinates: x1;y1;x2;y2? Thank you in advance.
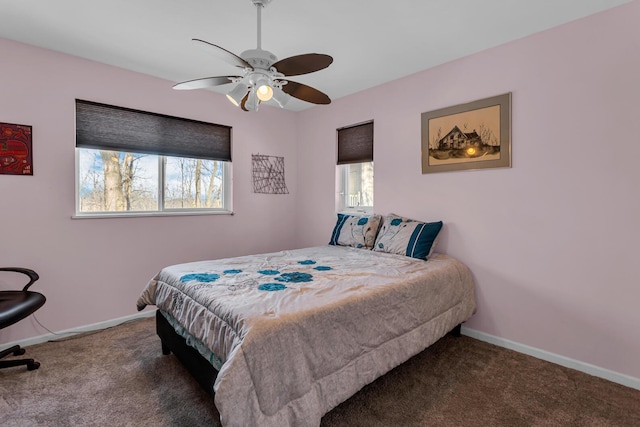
0;267;46;370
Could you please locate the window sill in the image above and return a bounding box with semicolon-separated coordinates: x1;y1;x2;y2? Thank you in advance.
72;210;234;219
337;208;374;215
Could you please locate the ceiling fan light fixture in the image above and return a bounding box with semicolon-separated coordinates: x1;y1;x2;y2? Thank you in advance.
271;87;290;108
226;83;249;107
255;79;274;102
245;89;259;111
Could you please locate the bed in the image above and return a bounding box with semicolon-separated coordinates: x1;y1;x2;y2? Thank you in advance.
136;214;476;427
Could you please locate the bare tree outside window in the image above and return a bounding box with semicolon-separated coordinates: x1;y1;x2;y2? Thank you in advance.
78;149;226;213
165;158;223;209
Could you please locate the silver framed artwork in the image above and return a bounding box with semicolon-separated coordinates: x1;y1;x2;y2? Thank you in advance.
421;93;511;174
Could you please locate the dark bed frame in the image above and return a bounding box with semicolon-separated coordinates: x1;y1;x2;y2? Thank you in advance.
156;310;217;397
155;309;462;400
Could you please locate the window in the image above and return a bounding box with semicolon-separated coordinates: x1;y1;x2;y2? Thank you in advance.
336;121;374;214
75;100;231;216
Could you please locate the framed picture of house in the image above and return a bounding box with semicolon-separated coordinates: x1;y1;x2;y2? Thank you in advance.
421;93;511;174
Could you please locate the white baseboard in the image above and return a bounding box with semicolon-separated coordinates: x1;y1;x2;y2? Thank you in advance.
1;309;156;351
4;313;638;392
461;326;640;391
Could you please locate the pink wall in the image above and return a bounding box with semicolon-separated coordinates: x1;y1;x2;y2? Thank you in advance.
2;2;639;383
0;39;299;342
296;2;640;379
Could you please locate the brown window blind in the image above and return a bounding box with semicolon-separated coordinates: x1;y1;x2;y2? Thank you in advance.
75;99;232;161
337;121;373;165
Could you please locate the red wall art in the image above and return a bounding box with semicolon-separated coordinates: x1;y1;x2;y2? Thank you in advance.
0;122;33;175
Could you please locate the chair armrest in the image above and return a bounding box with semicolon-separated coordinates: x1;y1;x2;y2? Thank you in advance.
0;267;40;291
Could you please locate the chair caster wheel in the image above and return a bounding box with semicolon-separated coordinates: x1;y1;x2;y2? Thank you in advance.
13;348;26;356
27;361;40;371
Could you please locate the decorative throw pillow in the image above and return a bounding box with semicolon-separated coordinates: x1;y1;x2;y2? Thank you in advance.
373;214;443;259
329;213;382;249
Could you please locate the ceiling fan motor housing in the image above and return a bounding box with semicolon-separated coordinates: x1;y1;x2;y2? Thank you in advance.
241;49;278;70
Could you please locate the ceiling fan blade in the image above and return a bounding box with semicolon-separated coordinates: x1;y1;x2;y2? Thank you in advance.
240;93;262;112
173;76;239;90
281;80;331;105
272;54;333;77
192;38;252;69
240;94;249;111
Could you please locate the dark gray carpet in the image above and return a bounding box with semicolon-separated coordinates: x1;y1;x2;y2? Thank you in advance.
1;316;638;426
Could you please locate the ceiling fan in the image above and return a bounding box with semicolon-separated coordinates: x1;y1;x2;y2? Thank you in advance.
173;0;333;112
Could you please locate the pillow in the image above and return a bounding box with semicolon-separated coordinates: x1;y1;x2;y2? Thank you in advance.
329;213;382;249
373;214;442;259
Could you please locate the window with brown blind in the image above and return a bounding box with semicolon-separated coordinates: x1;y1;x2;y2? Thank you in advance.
75;100;232;216
337;121;374;213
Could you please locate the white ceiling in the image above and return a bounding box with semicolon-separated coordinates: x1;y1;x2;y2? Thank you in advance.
0;0;631;111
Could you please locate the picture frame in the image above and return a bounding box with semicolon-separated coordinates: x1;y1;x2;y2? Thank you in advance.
0;122;33;176
252;154;289;194
421;93;511;174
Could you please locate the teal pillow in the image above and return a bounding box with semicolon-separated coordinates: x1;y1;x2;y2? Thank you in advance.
329;213;382;249
373;214;442;259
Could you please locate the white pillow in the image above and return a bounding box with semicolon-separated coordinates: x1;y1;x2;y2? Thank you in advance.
329;213;382;249
373;213;442;259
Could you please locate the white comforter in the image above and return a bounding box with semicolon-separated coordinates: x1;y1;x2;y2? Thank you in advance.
137;245;476;426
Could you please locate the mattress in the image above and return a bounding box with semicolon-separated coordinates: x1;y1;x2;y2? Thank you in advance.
137;245;476;426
